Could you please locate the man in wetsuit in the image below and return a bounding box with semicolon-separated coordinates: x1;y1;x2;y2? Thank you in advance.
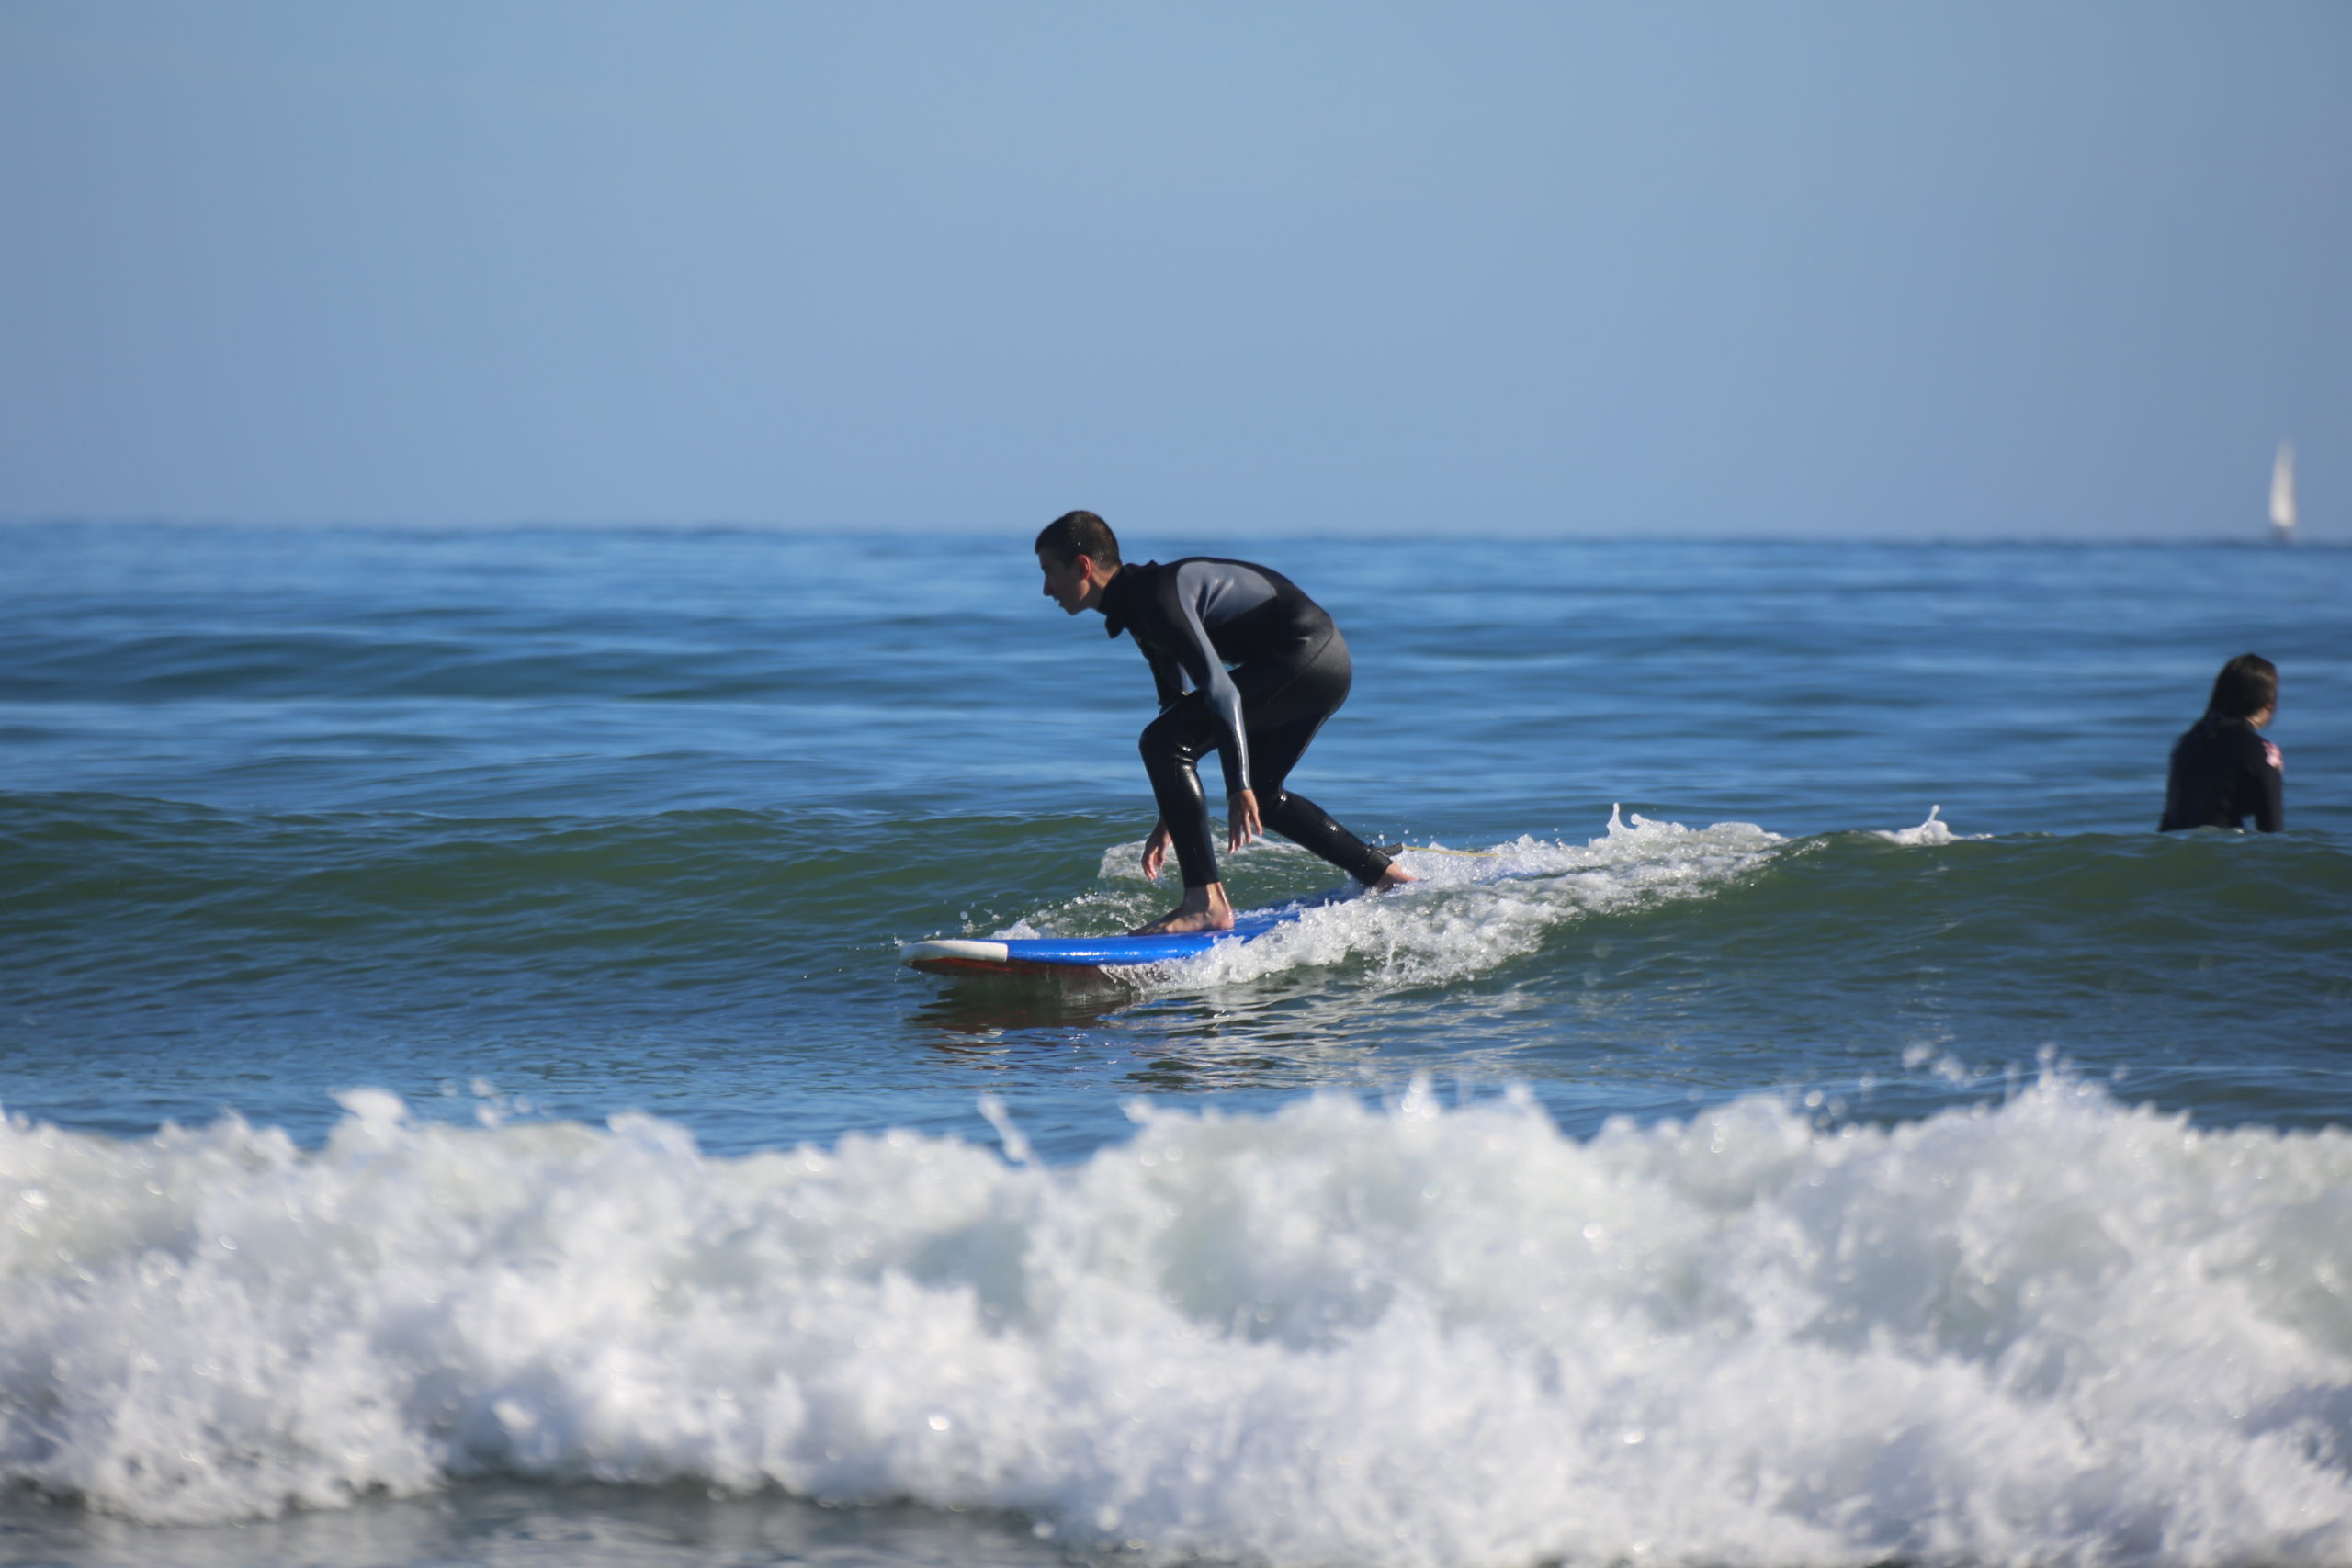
2160;652;2284;833
1035;510;1414;934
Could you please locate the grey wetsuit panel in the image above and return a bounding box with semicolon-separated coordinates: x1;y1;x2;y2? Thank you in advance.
1098;557;1334;795
1170;559;1279;793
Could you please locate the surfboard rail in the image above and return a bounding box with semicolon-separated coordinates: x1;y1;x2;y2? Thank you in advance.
901;885;1363;976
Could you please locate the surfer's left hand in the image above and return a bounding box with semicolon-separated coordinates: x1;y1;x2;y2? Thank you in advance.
1227;790;1261;853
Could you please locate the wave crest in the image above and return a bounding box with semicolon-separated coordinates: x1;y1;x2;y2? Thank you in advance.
5;1075;2350;1564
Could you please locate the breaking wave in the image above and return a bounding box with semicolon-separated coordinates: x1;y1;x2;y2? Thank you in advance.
6;1073;2351;1565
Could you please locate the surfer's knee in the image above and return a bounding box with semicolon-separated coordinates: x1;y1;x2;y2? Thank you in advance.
1138;711;1192;768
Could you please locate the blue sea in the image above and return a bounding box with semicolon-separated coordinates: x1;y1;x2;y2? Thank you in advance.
4;521;2348;1568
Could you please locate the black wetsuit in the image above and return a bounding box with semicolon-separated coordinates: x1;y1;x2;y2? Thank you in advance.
2159;713;2283;832
1096;558;1394;889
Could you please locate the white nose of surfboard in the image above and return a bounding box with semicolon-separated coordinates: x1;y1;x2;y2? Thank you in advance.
901;939;1012;966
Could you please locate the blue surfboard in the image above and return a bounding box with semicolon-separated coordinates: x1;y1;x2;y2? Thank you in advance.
902;886;1360;976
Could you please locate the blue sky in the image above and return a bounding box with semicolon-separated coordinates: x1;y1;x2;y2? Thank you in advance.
2;3;2345;537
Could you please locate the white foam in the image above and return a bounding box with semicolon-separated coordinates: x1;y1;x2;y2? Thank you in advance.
1053;807;1786;989
1870;804;1984;846
6;1077;2350;1564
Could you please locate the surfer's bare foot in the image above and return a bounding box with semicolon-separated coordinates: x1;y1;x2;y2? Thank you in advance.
1133;884;1234;935
1374;863;1419;887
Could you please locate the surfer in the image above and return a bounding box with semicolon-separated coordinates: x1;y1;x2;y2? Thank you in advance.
2159;653;2283;833
1036;511;1415;934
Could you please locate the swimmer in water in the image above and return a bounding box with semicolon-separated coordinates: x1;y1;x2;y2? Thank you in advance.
2159;653;2283;833
1035;510;1415;934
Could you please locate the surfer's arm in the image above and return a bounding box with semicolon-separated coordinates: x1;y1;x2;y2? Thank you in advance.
1195;663;1250;796
2252;740;2284;833
1143;647;1186;709
1165;592;1251;795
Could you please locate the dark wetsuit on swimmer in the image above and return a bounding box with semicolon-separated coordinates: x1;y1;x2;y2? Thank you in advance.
1097;558;1395;890
2160;714;2283;832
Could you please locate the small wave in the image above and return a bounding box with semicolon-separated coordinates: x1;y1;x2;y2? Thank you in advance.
1193;809;1784;988
5;1076;2348;1564
1019;807;1785;989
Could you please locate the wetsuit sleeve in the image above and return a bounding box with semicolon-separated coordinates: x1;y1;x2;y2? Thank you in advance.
1159;573;1252;795
1143;646;1186;710
2157;735;2186;832
2251;741;2284;833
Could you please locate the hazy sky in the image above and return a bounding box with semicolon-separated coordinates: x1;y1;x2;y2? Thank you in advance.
3;3;2346;538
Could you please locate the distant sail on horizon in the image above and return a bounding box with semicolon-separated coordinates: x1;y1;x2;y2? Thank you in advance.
2270;441;2297;542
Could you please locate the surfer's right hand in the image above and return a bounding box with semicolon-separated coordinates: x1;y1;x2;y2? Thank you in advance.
1140;821;1171;882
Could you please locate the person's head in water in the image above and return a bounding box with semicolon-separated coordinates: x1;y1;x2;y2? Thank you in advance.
2207;653;2278;726
1036;510;1122;615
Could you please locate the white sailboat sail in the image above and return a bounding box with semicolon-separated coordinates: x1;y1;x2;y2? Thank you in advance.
2270;442;2297;540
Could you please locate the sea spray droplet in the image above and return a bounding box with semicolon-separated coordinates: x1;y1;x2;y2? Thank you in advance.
976;1094;1032;1165
331;1087;406;1125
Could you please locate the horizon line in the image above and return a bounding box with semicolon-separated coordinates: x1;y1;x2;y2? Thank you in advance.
1;515;2335;550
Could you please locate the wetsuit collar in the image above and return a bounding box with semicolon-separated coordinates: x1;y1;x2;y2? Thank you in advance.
1097;560;1153;639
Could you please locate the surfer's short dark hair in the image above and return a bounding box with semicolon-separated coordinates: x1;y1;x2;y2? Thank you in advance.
2208;653;2278;720
1035;511;1120;569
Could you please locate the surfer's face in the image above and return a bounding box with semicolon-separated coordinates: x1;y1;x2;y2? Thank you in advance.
1039;550;1102;615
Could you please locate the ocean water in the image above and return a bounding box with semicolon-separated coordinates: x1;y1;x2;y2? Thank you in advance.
3;521;2348;1568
